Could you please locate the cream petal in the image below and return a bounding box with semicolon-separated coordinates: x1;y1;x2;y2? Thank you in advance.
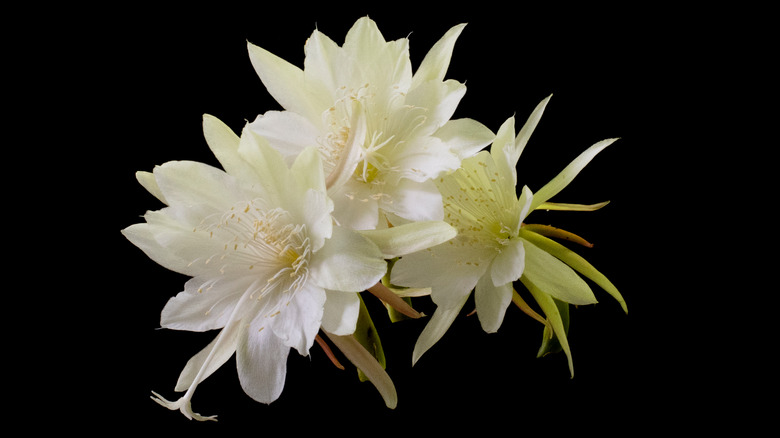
236;314;291;404
247;41;326;122
321;290;360;335
202;114;256;182
411;293;470;365
323;330;398;409
389;135;461;183
513;94;552;164
521;238;598;305
411;23;466;87
248;111;321;163
136;170;165;204
160;276;250;332
490;237;525;287
475;274;513;333
358;220;456;259
329;181;380;231
270;282;326;356
309;225;387;292
121;222;195;276
530;138;619;211
405;79;466;134
433;118;495;159
382;178;444;223
173;317;242;392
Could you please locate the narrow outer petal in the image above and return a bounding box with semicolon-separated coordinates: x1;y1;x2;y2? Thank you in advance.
475;274;513;333
412;293;470;365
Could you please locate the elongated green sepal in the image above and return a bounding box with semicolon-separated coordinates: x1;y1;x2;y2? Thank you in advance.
536;298;569;358
353;294;386;382
519;228;627;313
522;276;574;378
537;200;610;211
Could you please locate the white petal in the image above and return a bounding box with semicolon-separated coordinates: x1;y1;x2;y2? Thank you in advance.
521;238;598;305
160;276;249;332
405;79;466;134
358;221;457;259
236;315;291;404
383;178;444;223
475;274;513;333
202;114;256;182
411;293;469;365
121;222;194;276
411;23;466;86
248;111;320;163
514;94;552;162
490;117;518;186
247;41;326;121
389;135;461;183
530;138;619;211
269;282;326;356
136;170;166;204
321;290;360;335
174;319;242;392
329;181;380;231
434;118;495;159
309;225;387;292
236;126;293;206
490;237;525;287
391;242;488;309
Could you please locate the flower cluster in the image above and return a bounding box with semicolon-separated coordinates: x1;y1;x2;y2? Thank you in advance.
123;17;626;421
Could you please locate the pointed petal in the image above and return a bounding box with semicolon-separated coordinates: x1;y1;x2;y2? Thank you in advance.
537;200;610;211
522;224;594;248
323;330;398;409
513;94;552;162
309;225;387;292
358;220;457;259
521;276;574;377
520;238;598;306
321;290;360;335
174;320;242;391
519;229;627;313
475;274;513;333
530;138;619;211
236;315;291;404
121;222;195;276
412;23;466;86
434;118;495;159
202;114;256;182
490;116;518;185
490;237;525;286
325;100;366;191
367;282;422;319
247;42;326;121
136;170;166;204
412;293;470;365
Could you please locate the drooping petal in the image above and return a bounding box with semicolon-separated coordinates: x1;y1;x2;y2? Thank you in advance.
236;314;291;404
530;138;619;211
520;238;598;306
411;293;470;365
174;317;243;392
270;281;326;356
321;290;361;336
475;274;513;333
309;225;387;292
519;228;627;313
521;276;574;377
358;220;457;259
323;330;398;409
434;118;495;159
490;237;525;287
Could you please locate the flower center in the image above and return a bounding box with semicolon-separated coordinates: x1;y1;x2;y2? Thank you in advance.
198;200;311;300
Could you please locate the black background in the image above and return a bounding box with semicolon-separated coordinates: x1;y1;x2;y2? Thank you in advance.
32;1;770;434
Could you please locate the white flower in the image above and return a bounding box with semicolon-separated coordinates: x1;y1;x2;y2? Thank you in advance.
246;17;494;230
391;95;626;373
122;118;455;420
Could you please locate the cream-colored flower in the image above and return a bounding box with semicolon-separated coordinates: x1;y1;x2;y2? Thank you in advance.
247;17;494;230
123;119;455;420
391;95;626;374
